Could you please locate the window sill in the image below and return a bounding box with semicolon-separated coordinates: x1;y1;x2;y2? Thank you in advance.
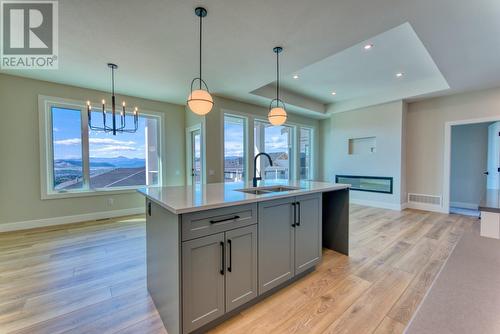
41;186;156;200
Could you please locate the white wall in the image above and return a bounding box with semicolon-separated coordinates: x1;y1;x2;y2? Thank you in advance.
450;122;490;209
319;100;406;210
406;87;500;203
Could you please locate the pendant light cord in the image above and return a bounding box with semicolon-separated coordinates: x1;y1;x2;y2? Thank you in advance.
199;13;202;89
276;50;280;100
111;67;115;97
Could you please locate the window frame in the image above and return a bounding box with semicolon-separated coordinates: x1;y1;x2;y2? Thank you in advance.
253;118;297;182
299;126;314;180
38;95;164;199
222;113;248;183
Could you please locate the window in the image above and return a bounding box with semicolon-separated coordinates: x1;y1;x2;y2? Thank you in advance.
299;127;313;180
88;112;159;188
40;96;162;198
224;115;246;182
254;120;293;181
52;107;85;190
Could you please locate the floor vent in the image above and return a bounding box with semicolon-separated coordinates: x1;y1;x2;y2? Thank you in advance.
408;193;442;206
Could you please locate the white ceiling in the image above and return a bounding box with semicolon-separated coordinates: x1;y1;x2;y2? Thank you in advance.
254;23;450;114
3;0;500;117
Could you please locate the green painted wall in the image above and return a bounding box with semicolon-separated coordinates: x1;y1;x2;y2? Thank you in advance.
0;74;185;225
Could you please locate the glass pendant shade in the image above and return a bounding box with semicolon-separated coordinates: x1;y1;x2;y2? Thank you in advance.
268;106;287;126
188;89;214;115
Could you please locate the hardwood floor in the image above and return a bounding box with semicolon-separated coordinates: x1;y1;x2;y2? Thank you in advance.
0;205;477;334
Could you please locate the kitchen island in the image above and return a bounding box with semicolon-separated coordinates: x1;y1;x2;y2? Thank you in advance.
138;180;349;334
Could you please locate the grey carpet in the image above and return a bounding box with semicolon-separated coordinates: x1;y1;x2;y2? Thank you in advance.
405;223;500;334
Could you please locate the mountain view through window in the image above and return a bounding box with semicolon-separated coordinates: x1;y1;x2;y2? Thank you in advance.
52;107;159;191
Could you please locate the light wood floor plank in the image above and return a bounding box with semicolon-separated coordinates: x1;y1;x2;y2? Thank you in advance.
0;207;476;334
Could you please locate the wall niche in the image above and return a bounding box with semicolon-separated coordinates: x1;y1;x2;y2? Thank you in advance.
348;136;376;155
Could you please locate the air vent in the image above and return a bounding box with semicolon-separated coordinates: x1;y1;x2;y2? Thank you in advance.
408;193;441;206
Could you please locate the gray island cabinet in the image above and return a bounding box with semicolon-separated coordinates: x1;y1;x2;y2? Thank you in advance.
139;181;349;334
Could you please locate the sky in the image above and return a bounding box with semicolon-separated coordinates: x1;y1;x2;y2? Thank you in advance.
263;126;290;153
224;118;244;157
52;107;149;160
223;118;290;158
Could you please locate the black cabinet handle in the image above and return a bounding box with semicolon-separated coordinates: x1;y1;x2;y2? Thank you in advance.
227;239;232;272
210;215;240;224
296;202;301;226
220;241;225;275
291;203;296;227
147;202;152;216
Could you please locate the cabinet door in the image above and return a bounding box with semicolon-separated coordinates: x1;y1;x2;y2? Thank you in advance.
225;225;258;312
258;197;295;294
295;193;322;275
182;233;225;333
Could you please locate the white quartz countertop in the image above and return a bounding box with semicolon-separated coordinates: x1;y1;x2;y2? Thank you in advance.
138;180;349;214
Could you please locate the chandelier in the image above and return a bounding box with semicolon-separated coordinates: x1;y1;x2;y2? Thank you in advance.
87;63;138;136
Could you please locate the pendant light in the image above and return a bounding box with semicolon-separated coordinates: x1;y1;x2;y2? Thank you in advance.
187;7;214;116
86;63;138;136
268;46;287;126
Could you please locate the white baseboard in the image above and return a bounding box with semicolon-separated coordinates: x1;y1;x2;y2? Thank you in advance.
450;201;478;210
0;207;145;233
406;202;448;213
350;198;405;211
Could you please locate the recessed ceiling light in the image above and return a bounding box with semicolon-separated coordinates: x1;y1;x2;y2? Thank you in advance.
293;74;299;79
331;91;337;96
364;43;373;50
396;72;404;78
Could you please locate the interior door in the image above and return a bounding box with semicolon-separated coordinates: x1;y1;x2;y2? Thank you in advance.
188;128;202;185
487;122;500;189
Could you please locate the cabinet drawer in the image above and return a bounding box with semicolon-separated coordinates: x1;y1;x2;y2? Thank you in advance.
181;204;257;241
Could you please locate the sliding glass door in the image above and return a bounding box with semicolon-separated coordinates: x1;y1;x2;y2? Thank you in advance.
254;120;293;181
224;115;247;182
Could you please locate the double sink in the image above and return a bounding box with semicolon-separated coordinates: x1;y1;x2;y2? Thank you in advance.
235;185;302;195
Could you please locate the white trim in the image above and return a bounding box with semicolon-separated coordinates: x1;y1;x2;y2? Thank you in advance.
0;207;144;233
350;198;404;211
443;115;500;213
450;201;479;210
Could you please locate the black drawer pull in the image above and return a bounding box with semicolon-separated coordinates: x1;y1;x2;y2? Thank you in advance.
291;203;296;227
296;202;301;226
227;239;232;272
210;215;240;224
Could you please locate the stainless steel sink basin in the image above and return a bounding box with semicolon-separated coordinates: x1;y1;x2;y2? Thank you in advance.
237;189;273;195
268;186;302;192
235;186;302;195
